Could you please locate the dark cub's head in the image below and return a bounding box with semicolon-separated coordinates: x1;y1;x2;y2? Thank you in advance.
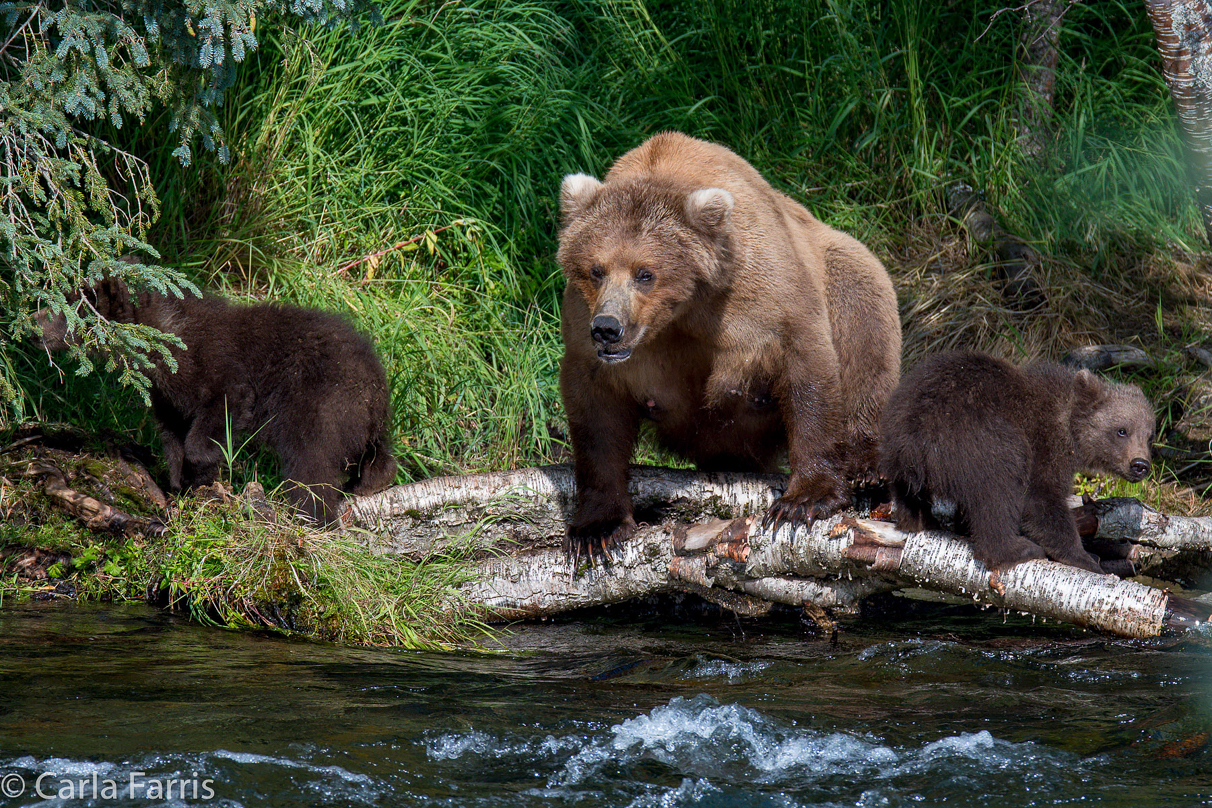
36;277;138;351
556;173;733;364
1071;370;1155;483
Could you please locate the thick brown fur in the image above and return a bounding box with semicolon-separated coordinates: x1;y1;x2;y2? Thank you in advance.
879;351;1154;573
557;131;902;559
39;278;397;525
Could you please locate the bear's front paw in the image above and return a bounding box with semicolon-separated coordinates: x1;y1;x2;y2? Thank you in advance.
565;514;637;565
761;474;850;535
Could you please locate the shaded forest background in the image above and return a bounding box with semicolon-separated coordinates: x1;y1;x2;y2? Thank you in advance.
7;0;1212;501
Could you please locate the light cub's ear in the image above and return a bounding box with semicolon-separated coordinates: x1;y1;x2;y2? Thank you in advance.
560;174;604;223
685;188;734;234
1074;368;1106;405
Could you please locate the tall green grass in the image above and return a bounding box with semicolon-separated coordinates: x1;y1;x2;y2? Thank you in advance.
17;0;1204;478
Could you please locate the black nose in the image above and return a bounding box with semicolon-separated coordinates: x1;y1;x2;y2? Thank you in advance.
1129;458;1151;480
591;315;623;344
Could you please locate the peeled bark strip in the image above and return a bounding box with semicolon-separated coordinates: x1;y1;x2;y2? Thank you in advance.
1145;0;1212;244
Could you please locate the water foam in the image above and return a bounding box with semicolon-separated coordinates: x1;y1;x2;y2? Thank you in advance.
428;693;1084;802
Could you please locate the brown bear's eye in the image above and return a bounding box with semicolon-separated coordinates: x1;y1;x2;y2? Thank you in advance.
590;265;605;282
1117;428;1128;438
635;267;654;284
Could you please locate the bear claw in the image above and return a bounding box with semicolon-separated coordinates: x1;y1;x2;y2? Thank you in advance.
564;517;636;566
761;492;847;537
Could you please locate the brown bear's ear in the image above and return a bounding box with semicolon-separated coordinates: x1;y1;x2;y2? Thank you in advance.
560;173;604;223
684;188;733;235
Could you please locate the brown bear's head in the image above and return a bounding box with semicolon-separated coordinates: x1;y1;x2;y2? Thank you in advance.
1072;370;1155;483
556;172;733;364
35;277;138;351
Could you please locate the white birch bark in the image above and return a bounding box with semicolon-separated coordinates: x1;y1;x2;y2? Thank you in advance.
347;466;1212;637
1088;496;1212;551
347;465;784;556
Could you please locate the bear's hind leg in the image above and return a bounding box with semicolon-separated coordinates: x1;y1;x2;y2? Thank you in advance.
964;492;1047;572
1020;487;1102;573
151;393;190;491
282;452;344;527
891;481;931;533
180;400;233;489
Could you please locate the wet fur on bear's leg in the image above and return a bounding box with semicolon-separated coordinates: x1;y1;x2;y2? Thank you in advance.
562;348;641;561
890;482;933;534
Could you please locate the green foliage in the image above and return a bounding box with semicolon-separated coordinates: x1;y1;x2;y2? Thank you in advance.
20;0;1199;475
6;0;1211;640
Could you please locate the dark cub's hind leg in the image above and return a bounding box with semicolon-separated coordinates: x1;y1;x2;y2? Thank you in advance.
280;442;345;526
891;481;932;533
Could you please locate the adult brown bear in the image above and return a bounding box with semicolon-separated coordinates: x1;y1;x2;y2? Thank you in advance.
557;132;902;560
38;277;397;526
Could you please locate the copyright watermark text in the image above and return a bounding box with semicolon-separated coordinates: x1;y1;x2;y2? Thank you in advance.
1;770;215;801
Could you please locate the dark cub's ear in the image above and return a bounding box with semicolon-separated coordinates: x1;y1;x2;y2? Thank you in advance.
92;277;136;323
684;187;733;235
560;174;604;224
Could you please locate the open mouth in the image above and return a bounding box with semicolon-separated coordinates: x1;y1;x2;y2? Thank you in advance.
596;346;632;364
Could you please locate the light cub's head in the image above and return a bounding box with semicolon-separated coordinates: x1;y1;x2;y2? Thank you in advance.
1072;370;1155;482
556;173;733;364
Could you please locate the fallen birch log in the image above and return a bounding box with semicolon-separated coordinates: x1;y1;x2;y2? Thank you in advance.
1078;497;1212;585
348;466;1212;638
347;464;786;556
691;514;1209;638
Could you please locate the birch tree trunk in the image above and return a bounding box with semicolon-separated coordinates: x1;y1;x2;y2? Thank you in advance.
1016;0;1070;158
1144;0;1212;245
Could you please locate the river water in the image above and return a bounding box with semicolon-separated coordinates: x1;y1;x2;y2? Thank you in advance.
1;599;1209;807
